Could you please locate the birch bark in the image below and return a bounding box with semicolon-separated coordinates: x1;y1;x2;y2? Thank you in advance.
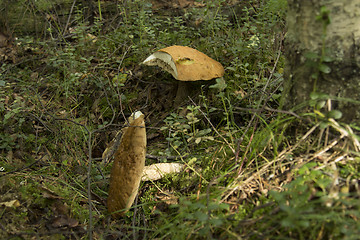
283;0;360;123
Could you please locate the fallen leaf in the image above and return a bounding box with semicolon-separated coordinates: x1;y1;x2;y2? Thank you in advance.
152;193;179;213
156;194;179;205
0;199;20;208
41;186;64;200
51;215;79;228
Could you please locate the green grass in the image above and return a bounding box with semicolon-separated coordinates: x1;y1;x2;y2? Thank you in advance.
1;0;359;239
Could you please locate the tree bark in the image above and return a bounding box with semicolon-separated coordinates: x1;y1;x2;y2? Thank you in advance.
283;0;360;123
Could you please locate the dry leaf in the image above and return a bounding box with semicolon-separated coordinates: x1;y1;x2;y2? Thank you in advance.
41;186;64;200
0;200;20;208
51;216;79;228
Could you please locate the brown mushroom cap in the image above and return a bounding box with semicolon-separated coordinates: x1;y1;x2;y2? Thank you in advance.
107;111;146;217
143;45;224;81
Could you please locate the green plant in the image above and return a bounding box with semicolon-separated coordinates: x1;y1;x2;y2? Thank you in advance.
153;195;230;239
265;162;360;239
161;106;214;152
0;93;27;151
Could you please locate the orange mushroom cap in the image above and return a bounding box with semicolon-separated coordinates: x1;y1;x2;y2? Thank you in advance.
143;45;224;81
107;111;146;217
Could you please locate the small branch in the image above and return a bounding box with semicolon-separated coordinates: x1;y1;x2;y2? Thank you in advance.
63;0;77;35
233;106;301;119
146;154;187;161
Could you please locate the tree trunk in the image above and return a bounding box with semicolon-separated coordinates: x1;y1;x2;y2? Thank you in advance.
282;0;360;123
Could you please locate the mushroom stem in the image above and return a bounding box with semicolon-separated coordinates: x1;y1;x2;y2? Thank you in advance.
174;81;191;107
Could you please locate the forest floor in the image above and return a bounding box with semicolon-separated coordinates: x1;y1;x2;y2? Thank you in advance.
1;0;359;239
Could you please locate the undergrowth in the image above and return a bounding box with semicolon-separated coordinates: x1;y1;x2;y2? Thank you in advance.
0;0;359;239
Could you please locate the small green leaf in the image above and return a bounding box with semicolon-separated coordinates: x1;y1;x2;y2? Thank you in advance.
226;66;236;71
319;63;331;73
209;77;227;91
310;92;321;100
311;72;318;79
322;56;333;62
320;121;329;129
310;92;329;100
304;51;319;60
309;99;317;107
316;100;326;109
327;110;342;119
4;112;14;120
112;73;127;85
194;211;208;222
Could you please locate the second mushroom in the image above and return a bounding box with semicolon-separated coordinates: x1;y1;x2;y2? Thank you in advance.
142;45;225;106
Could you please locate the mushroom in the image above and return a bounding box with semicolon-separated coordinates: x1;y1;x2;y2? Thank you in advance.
141;163;185;181
142;45;225;106
107;111;146;217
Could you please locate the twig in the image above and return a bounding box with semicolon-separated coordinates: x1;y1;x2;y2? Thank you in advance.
101;130;123;165
238;120;257;174
277;123;320;158
146;154;187;161
63;0;77;35
86;129;93;240
234;112;257;163
233;106;301;119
